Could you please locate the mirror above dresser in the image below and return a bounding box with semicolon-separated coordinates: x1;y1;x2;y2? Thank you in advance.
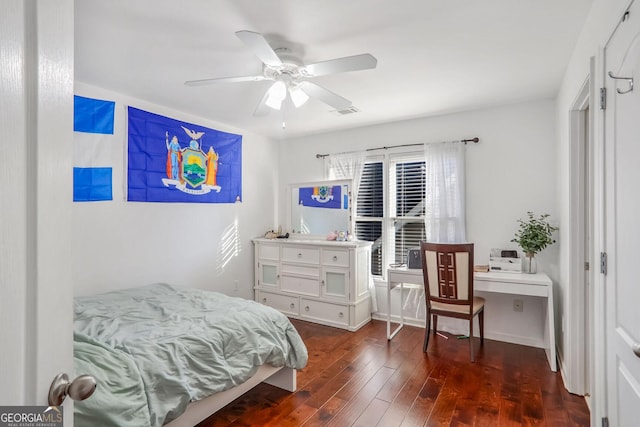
287;179;352;239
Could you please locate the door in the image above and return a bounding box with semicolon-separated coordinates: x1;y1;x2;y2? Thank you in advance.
604;2;640;425
321;267;349;300
0;1;75;425
258;261;280;287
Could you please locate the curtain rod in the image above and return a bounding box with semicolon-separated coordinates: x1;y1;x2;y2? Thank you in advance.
315;137;479;159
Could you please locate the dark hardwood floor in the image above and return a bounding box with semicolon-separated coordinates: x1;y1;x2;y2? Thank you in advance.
197;319;589;426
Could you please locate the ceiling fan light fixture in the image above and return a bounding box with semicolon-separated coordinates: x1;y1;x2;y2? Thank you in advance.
265;95;283;110
289;84;310;108
265;81;287;110
186;30;377;117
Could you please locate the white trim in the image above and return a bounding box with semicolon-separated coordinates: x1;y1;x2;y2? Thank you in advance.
565;73;591;395
591;45;608;427
373;313;547;348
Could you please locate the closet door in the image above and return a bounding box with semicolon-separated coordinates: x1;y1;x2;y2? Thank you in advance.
604;3;640;425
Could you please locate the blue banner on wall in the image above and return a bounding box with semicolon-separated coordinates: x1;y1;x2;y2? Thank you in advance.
127;107;242;203
73;95;115;202
298;185;342;209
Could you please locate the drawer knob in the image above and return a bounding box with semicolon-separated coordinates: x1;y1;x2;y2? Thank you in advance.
290;303;295;309
339;312;344;318
298;253;302;258
262;298;267;303
321;280;325;286
333;255;338;261
305;306;310;312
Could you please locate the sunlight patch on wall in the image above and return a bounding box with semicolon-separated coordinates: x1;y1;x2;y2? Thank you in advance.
216;216;240;275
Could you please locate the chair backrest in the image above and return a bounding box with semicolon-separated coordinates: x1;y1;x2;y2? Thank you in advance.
420;242;475;308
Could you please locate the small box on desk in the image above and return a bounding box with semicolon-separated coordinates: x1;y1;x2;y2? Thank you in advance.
489;248;522;273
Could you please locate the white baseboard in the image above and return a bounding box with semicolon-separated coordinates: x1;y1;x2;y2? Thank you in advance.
372;313;544;348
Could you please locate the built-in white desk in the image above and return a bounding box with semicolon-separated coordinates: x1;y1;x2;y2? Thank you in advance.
387;267;557;371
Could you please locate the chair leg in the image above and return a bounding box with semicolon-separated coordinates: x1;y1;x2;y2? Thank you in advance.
469;318;475;363
433;315;438;336
479;310;485;345
423;313;431;352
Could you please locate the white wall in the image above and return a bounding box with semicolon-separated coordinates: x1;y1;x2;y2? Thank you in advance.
279;99;558;346
72;82;279;299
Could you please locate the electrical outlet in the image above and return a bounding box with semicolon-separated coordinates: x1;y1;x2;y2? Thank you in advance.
513;299;524;312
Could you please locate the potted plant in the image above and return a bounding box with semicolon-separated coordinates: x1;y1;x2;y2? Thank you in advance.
511;212;558;273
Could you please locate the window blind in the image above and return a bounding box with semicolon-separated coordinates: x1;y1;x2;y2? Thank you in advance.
393;160;426;264
355;162;383;275
356;162;383;218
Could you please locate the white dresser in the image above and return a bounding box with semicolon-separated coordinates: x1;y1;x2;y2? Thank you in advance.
253;238;372;331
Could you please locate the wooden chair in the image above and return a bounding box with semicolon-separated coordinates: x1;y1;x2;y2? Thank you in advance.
419;241;485;362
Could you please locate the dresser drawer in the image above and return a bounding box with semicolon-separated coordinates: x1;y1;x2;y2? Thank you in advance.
282;246;320;264
322;249;350;268
258;243;280;261
281;274;320;296
281;263;320;277
257;291;299;316
300;299;349;327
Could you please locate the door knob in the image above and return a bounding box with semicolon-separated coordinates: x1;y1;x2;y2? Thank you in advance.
633;343;640;359
48;373;96;406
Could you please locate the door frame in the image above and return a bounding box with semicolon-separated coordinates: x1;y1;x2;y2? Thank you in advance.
566;72;592;397
590;45;608;427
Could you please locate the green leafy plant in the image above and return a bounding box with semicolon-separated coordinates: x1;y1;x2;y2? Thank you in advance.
511;212;558;257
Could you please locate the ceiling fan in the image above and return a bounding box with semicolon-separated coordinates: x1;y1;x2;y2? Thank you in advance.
184;30;377;115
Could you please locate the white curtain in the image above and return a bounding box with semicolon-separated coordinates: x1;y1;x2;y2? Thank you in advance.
403;141;466;318
327;152;365;193
327;152;378;312
423;141;467;243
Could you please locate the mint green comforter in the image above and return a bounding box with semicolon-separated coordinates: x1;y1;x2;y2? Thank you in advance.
73;284;308;427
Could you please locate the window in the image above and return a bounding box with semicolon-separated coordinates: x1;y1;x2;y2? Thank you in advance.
334;143;465;277
354;152;427;276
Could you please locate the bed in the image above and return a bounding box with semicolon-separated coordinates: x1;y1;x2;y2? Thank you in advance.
73;283;308;427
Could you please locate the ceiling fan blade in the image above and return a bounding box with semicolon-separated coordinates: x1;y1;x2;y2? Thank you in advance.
235;30;282;67
299;81;352;110
253;85;273;117
303;53;377;77
184;75;267;87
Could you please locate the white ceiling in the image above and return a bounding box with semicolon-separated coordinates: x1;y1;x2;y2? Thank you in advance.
75;0;593;140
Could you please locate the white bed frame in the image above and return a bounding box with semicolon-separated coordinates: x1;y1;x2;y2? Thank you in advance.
164;365;297;427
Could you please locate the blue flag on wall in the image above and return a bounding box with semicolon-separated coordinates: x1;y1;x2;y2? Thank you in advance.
298;185;342;209
127;107;242;203
73;95;115;202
